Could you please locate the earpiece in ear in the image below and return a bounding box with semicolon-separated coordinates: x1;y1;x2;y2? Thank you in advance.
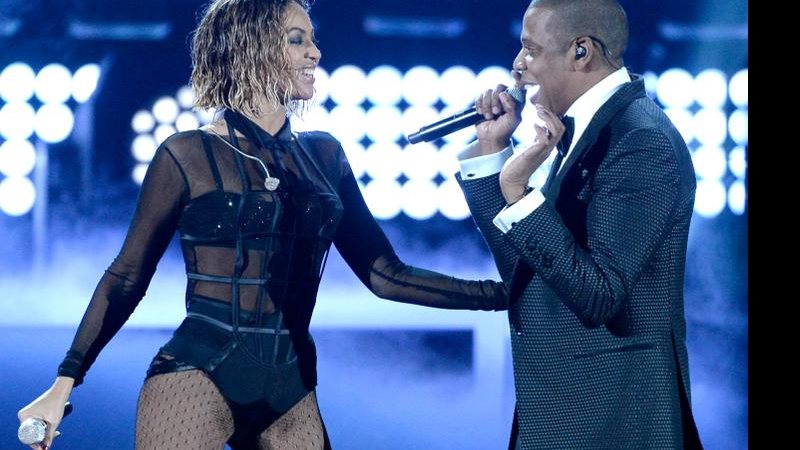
575;44;587;60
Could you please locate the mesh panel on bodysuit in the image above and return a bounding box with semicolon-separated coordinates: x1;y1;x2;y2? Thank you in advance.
136;370;234;450
135;370;324;450
257;391;324;450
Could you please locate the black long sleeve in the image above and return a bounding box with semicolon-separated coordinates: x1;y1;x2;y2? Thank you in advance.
333;170;506;312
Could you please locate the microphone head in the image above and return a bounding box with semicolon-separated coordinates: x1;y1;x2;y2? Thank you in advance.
18;417;47;445
506;86;526;104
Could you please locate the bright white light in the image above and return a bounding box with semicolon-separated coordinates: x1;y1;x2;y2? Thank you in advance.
328;105;366;143
366;65;403;106
437;142;465;180
0;62;36;102
71;63;101;103
154;124;176;144
311;66;330;104
0;102;36;140
656;68;694;108
402;66;440;107
691;146;726;180
0;139;36;177
694;179;726;218
132;135;158;163
0;176;36;216
437;178;470;220
728;109;748;145
439;66;477;109
401;142;439;181
291;105;330;132
476;66;514;92
132;163;149;185
529;152;556;189
664;108;694;144
401;105;439;137
35;64;72;104
514;102;541;144
362;179;402;219
438;105;476;144
642;71;658;98
364;142;403;181
729;69;748;108
401;180;438;220
194;108;216;125
693;69;727;109
132;110;156;133
340;141;366;179
176;85;194;109
728;146;747;179
728;180;746;215
329;65;367;106
153;97;180;124
35;103;74;143
693;108;727;146
175;111;200;132
365;106;403;143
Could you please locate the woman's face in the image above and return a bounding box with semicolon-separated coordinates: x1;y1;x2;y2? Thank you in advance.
284;3;321;100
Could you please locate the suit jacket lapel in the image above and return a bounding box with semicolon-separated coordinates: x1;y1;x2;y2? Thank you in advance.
507;77;649;310
547;76;647;197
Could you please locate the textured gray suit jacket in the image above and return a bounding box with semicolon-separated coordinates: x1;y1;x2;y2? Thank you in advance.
459;77;702;449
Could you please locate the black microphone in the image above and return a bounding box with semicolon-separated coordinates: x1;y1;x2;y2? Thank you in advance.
18;402;74;446
406;87;526;144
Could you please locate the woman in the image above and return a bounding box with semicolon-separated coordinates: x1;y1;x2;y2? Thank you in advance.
17;1;506;449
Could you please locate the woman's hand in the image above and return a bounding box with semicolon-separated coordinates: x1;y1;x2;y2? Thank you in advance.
17;377;74;449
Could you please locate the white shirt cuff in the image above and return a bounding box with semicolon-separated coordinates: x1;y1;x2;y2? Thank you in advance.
458;142;513;180
492;189;546;233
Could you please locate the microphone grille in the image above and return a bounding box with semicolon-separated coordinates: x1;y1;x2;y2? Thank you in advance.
506;86;526;104
18;418;47;445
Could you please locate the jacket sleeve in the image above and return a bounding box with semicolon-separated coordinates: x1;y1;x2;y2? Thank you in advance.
503;128;692;327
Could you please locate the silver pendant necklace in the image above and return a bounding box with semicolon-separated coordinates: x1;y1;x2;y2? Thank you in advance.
209;131;280;191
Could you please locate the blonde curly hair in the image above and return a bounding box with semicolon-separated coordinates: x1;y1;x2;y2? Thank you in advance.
191;0;310;117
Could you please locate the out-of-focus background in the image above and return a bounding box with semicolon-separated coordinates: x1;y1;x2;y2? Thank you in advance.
1;0;747;448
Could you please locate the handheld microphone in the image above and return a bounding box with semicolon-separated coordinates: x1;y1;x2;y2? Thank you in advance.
406;87;526;144
18;402;73;446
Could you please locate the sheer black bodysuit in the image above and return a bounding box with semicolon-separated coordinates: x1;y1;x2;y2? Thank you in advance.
57;111;505;448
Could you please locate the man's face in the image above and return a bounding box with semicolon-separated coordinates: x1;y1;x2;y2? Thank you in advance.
513;7;573;115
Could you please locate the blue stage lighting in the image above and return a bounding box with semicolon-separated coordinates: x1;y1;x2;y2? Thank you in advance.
401;66;439;107
363;179;402;220
34;64;72;104
656;68;694;108
365;106;403;143
71;64;101;103
694;179;727;218
0;63;35;103
366;65;403;106
693;108;727;147
728;110;747;146
694;69;727;109
401;179;438;220
729;69;748;108
0;176;36;216
0;139;36;177
0;102;36;140
329;65;367;106
34;104;74;143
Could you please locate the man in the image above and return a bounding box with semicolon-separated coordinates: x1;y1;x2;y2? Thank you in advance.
457;1;703;448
